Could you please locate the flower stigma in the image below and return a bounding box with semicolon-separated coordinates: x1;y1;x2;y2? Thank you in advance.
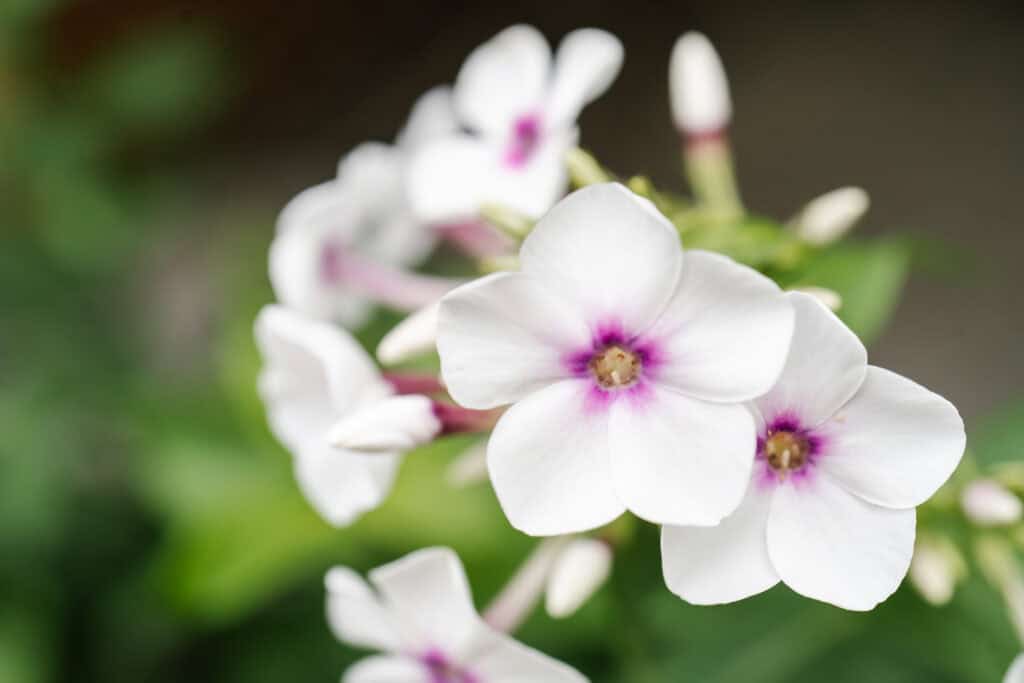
589;344;641;389
763;430;810;476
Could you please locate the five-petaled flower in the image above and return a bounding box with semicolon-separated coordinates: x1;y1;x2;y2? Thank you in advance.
661;292;966;610
409;25;623;222
326;547;587;683
270;86;459;327
437;183;795;535
255;305;440;526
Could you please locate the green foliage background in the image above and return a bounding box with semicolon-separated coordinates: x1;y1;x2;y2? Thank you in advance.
0;3;1019;681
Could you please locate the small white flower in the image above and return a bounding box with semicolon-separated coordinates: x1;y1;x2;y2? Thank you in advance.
962;478;1023;526
669;32;732;137
326;547;587;683
662;292;965;610
255;305;440;526
437;183;795;535
409;25;623;222
270;87;458;327
790;186;870;246
1006;654;1024;683
545;538;612;618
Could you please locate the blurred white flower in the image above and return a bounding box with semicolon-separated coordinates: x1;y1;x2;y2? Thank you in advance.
669;32;732;137
545;538;613;618
437;183;794;535
662;292;965;611
326;547;587;683
1006;654;1024;683
791;186;870;246
962;479;1023;526
409;25;623;222
270;87;460;327
908;535;965;605
255;305;440;526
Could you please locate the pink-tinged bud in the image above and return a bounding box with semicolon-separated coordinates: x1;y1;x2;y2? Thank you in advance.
908;536;965;606
963;479;1023;526
377;301;440;365
791;187;870;246
669;32;732;138
328;395;441;453
545;538;613;618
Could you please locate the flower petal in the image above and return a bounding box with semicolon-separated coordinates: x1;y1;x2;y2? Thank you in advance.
294;441;400;527
646;250;794;403
767;475;915;611
754;291;867;428
486;128;576;219
546;28;624;126
520;183;683;334
1005;654;1024;683
397;85;458;152
819;366;966;509
661;481;778;605
487;380;625;535
407;136;493;223
609;385;754;526
455;25;550;135
369;547;482;659
468;628;587;683
328;395;441;454
343;655;429;683
437;272;590;409
325;567;402;651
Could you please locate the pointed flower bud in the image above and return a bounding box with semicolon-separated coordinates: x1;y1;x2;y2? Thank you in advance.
669;32;732;137
962;479;1023;526
377;301;440;365
791;187;870;246
908;535;965;606
328;395;441;454
545;538;613;618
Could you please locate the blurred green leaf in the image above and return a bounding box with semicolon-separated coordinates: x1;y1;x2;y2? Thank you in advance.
972;400;1024;466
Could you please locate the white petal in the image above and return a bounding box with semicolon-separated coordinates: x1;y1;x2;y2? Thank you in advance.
454;25;550;135
469;628;587;683
767;475;915;611
791;186;869;246
819;366;966;509
329;395;441;453
369;547;482;659
545;538;613;618
487;380;625;536
669;32;732;134
1004;654;1024;683
254;305;389;453
484;129;575;219
661;481;779;605
546;28;624;126
520;183;682;334
397;85;458;152
325;566;402;651
755;292;867;428
343;655;429;683
407;136;493;223
646;250;794;403
437;272;590;409
377;300;440;365
294;441;400;527
609;385;755;526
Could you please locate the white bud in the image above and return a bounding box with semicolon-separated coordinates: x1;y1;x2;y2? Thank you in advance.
328;395;440;454
908;537;963;605
791;187;869;245
446;441;489;487
962;479;1023;526
790;286;842;312
376;300;440;365
669;32;732;135
545;538;612;618
1005;653;1024;683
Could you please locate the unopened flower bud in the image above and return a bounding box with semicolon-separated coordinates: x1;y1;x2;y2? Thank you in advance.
791;187;869;246
446;441;489;487
328;395;441;453
909;536;965;605
963;479;1023;526
790;286;842;312
545;538;612;618
377;301;440;365
669;32;732;137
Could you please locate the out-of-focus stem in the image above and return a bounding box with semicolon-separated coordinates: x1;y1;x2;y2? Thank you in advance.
684;136;744;219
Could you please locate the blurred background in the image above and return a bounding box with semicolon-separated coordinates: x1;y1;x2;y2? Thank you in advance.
3;0;1023;681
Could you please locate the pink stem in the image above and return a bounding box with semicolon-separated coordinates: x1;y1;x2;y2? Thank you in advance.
325;245;461;312
432;401;502;435
435;220;514;259
383;372;445;396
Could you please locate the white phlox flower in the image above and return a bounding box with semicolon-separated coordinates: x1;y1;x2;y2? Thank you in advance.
270;86;460;327
326;547;588;683
409;25;624;223
437;182;795;535
661;292;966;611
255;305;441;526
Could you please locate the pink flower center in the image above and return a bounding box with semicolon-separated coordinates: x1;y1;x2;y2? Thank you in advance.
589;344;641;388
756;414;826;487
503;114;542;168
